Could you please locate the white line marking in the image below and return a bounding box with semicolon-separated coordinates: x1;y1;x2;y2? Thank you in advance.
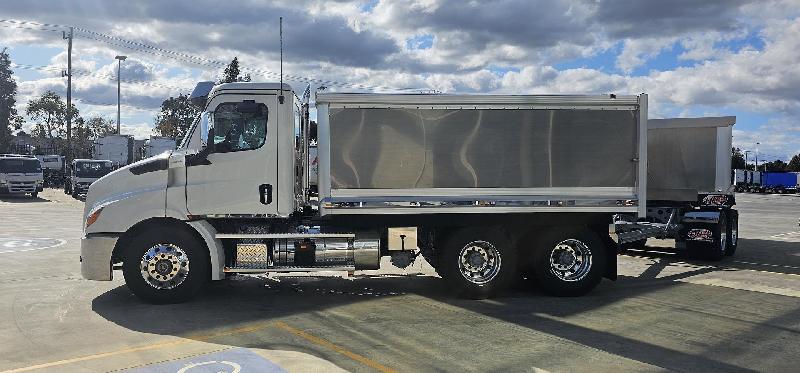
732;260;800;271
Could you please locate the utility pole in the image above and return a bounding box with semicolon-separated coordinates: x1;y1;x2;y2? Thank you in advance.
62;27;73;161
114;55;127;134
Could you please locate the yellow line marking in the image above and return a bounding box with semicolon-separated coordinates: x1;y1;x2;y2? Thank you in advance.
274;321;398;373
1;321;275;373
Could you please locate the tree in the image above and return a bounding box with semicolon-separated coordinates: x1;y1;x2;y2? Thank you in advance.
153;94;199;140
72;115;115;158
220;57;251;83
732;147;746;170
26;90;78;139
762;160;787;172
788;154;800;172
0;48;23;153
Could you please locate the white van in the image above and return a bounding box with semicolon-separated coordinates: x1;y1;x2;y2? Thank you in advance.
0;155;44;198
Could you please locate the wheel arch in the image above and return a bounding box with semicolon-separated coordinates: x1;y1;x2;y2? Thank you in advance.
111;218;222;280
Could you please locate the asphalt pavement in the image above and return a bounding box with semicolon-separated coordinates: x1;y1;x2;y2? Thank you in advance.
1;189;799;372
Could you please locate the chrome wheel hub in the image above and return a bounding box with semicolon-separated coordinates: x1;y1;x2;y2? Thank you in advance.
549;239;592;282
140;244;189;290
458;241;501;285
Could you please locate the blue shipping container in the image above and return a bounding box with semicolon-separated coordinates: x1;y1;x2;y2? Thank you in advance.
761;172;798;187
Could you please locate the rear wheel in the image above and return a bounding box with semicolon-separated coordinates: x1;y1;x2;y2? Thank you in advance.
725;209;738;256
122;226;209;304
439;228;517;299
531;227;607;297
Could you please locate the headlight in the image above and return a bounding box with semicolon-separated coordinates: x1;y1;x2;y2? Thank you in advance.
0;180;7;186
86;208;103;229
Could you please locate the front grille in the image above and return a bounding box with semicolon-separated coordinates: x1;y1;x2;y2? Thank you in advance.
8;181;36;193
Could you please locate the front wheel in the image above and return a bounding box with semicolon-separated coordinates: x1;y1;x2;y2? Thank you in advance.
531;228;607;297
438;228;517;299
122;226;209;304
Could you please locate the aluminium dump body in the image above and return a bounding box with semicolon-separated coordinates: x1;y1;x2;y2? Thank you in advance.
647;116;735;201
315;93;648;216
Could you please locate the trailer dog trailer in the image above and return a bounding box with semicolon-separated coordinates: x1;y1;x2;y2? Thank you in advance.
81;82;658;303
613;116;739;260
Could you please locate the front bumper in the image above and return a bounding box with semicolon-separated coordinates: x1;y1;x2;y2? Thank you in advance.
80;235;119;281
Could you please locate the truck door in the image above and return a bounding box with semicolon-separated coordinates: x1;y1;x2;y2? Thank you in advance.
185;96;278;216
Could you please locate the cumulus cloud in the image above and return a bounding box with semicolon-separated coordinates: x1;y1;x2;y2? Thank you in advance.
2;0;800;154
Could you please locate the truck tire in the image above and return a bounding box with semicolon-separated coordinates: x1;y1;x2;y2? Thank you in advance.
438;228;517;299
725;210;738;256
122;226;209;304
531;227;607;297
30;192;38;198
686;211;727;261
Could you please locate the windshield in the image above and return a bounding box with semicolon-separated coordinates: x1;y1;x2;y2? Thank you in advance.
74;161;113;178
0;158;42;173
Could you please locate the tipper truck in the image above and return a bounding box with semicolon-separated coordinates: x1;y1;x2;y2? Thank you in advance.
80;82;736;304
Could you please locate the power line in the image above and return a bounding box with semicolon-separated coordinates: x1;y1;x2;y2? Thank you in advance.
6;18;426;94
72;25;421;92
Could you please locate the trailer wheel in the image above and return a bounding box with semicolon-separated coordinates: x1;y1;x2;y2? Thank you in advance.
439;228;517;299
531;227;606;297
122;226;209;304
725;210;738;256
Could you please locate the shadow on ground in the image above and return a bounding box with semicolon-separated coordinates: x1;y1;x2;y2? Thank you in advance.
90;250;800;373
0;194;50;203
625;238;800;276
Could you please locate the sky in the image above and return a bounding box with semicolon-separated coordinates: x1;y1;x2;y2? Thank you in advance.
1;0;799;162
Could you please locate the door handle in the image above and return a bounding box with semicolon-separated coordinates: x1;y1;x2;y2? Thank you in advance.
259;184;272;205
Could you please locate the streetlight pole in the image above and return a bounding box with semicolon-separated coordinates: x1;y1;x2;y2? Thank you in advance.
114;55;127;134
755;142;760;173
744;150;751;170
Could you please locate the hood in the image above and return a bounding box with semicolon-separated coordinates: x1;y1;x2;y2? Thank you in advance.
84;151;172;221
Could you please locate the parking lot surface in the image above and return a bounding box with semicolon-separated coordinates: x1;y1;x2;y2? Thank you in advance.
1;189;799;372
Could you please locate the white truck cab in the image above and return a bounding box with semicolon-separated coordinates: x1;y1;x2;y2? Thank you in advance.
65;159;114;198
0;155;44;198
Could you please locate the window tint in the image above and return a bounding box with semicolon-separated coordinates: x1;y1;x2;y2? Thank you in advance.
211;102;268;153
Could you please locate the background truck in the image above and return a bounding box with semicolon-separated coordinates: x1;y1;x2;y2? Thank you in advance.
79;82;735;304
64;159;114;198
733;169;761;192
35;154;65;187
93;134;134;167
0;154;43;198
759;172;798;194
614;116;738;260
143;136;176;159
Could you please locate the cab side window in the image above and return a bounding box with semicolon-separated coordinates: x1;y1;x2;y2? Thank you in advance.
211;102;268;153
